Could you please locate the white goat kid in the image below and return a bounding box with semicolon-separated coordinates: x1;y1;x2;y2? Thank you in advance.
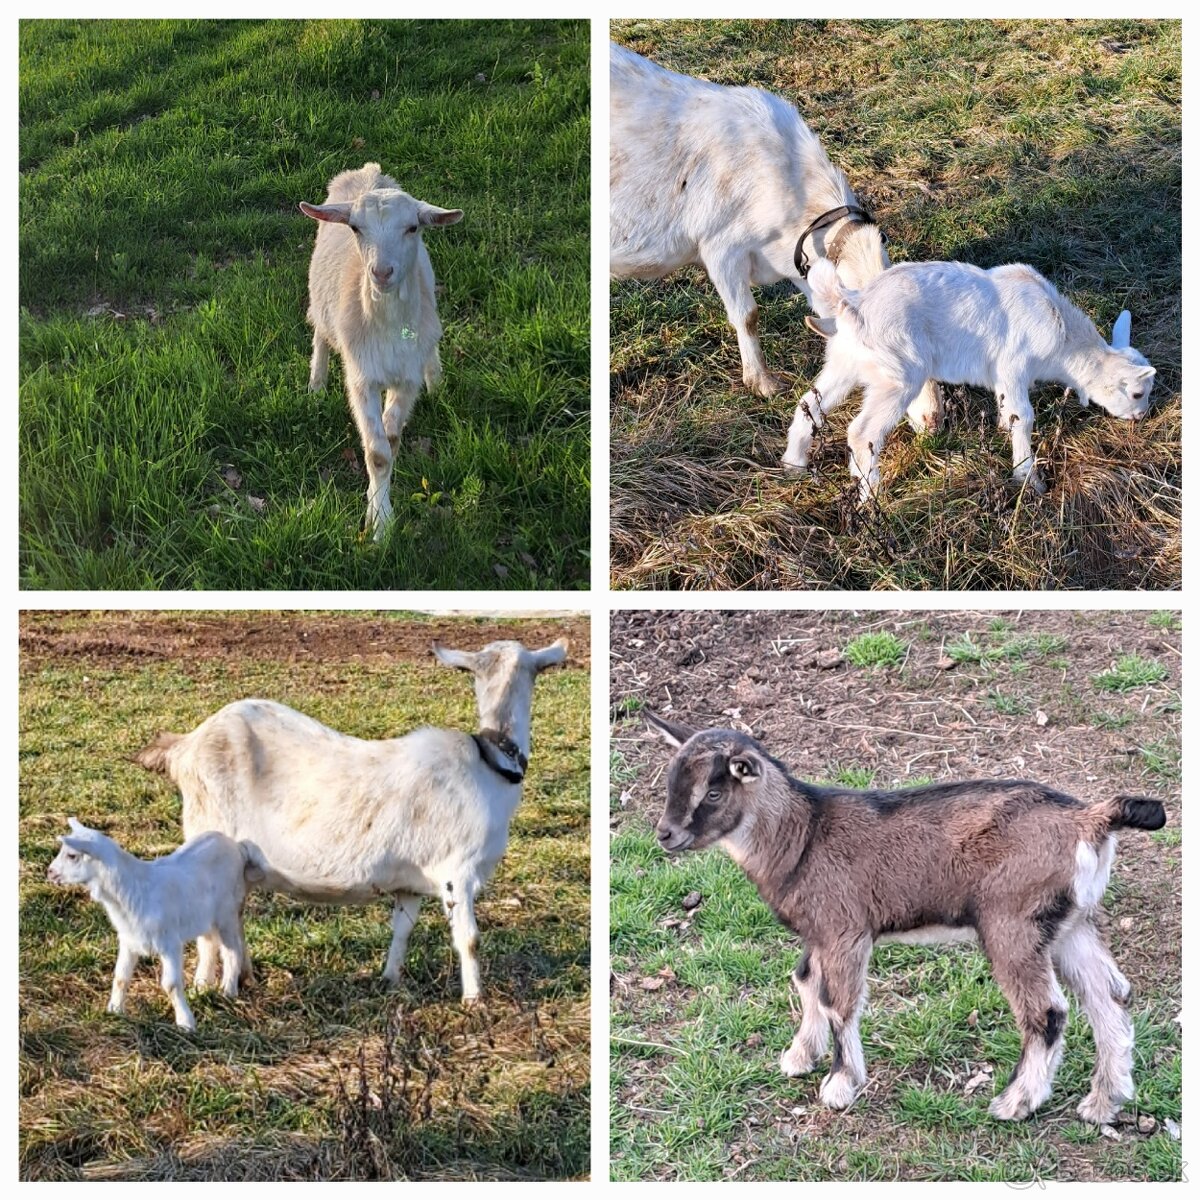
787;258;1155;501
46;820;257;1031
134;638;568;1003
301;163;463;539
609;43;941;431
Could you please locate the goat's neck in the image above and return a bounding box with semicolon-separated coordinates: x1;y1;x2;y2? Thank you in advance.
730;776;820;917
474;677;536;762
88;845;151;920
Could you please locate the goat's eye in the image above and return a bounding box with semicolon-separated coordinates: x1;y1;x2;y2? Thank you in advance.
349;224;361;235
406;224;419;234
1132;391;1143;401
704;788;722;803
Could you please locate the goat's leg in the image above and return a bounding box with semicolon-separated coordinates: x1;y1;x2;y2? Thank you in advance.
846;380;916;504
347;376;393;540
705;248;785;397
383;382;421;459
985;932;1069;1120
814;935;872;1109
382;892;424;986
780;948;831;1075
996;381;1045;494
1053;920;1135;1125
905;379;945;434
781;360;858;474
309;334;330;392
444;880;482;1003
108;940;138;1015
160;943;196;1031
194;932;220;989
214;919;247;1000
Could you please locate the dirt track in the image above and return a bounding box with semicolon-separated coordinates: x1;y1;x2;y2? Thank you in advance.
19;611;591;670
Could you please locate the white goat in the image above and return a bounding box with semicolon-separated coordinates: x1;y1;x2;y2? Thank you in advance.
609;42;941;431
134;638;568;1003
787;258;1156;501
300;163;463;539
46;820;258;1030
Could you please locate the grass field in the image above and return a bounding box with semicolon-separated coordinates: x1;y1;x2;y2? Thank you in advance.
20;19;589;590
19;612;591;1180
610;610;1181;1181
610;20;1181;590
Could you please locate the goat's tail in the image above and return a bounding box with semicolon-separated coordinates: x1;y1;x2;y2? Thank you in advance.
239;841;267;887
807;258;861;333
1109;794;1167;831
132;731;182;774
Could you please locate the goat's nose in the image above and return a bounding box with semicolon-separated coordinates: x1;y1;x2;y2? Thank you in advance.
656;826;672;844
372;266;394;283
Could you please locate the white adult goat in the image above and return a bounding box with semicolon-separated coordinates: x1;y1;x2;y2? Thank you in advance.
135;638;568;1002
301;163;463;539
786;258;1155;501
609;42;941;431
47;820;258;1030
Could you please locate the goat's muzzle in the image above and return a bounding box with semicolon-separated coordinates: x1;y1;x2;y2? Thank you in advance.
656;825;693;854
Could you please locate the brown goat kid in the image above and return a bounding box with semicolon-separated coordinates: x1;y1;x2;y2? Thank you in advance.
646;713;1166;1124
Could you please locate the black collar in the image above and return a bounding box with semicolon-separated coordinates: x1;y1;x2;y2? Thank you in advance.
793;204;879;279
473;728;528;784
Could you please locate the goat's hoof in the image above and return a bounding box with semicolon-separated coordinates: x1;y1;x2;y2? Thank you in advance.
461;994;483;1008
988;1087;1034;1121
1012;472;1046;496
780;1046;819;1077
746;372;789;398
818;1071;861;1110
780;457;809;477
176;1017;197;1033
106;1002;125;1016
1076;1091;1122;1126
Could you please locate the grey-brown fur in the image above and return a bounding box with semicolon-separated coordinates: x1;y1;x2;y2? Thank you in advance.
647;712;1164;1124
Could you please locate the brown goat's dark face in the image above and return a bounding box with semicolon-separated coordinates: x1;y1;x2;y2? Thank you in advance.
649;722;764;853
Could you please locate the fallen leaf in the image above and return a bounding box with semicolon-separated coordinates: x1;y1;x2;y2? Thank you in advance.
936;655;955;670
1137;1115;1157;1135
964;1071;993;1096
351;136;366;149
1164;1117;1180;1140
221;464;242;489
681;891;703;911
492;563;509;579
1100;1124;1122;1141
247;495;266;514
1035;709;1049;726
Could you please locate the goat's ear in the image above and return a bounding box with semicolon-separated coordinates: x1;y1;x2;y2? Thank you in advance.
299;201;353;224
67;816;86;833
644;710;696;748
432;642;478;672
729;755;761;781
532;638;568;671
1110;310;1132;350
1135;366;1156;381
805;314;837;339
420;204;464;228
59;835;91;856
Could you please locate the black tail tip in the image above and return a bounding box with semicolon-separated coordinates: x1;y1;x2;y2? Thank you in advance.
1115;795;1167;831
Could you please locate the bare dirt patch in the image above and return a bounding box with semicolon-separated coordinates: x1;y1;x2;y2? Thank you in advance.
20;611;591;671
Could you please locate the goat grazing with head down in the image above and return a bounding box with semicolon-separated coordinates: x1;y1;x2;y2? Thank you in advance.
785;258;1156;501
646;712;1165;1124
609;42;942;431
135;637;568;1003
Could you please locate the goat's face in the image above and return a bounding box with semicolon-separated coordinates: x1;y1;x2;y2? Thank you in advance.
301;188;463;297
646;715;763;853
46;819;102;886
1083;347;1156;421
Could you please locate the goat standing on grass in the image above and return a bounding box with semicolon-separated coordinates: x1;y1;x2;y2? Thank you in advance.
646;712;1165;1124
135;638;568;1003
785;258;1156;501
301;163;463;540
46;820;259;1030
609;43;942;431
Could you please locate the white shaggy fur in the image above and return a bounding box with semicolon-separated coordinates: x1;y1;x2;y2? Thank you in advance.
609;43;941;429
46;820;257;1030
301;163;462;539
785;258;1155;501
135;639;567;1002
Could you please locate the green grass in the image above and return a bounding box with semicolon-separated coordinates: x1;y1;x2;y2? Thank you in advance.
610;19;1180;591
20;19;589;589
1146;612;1179;630
844;631;906;668
946;630;1067;666
611;819;1181;1182
1092;655;1169;692
20;614;590;1180
987;689;1030;716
